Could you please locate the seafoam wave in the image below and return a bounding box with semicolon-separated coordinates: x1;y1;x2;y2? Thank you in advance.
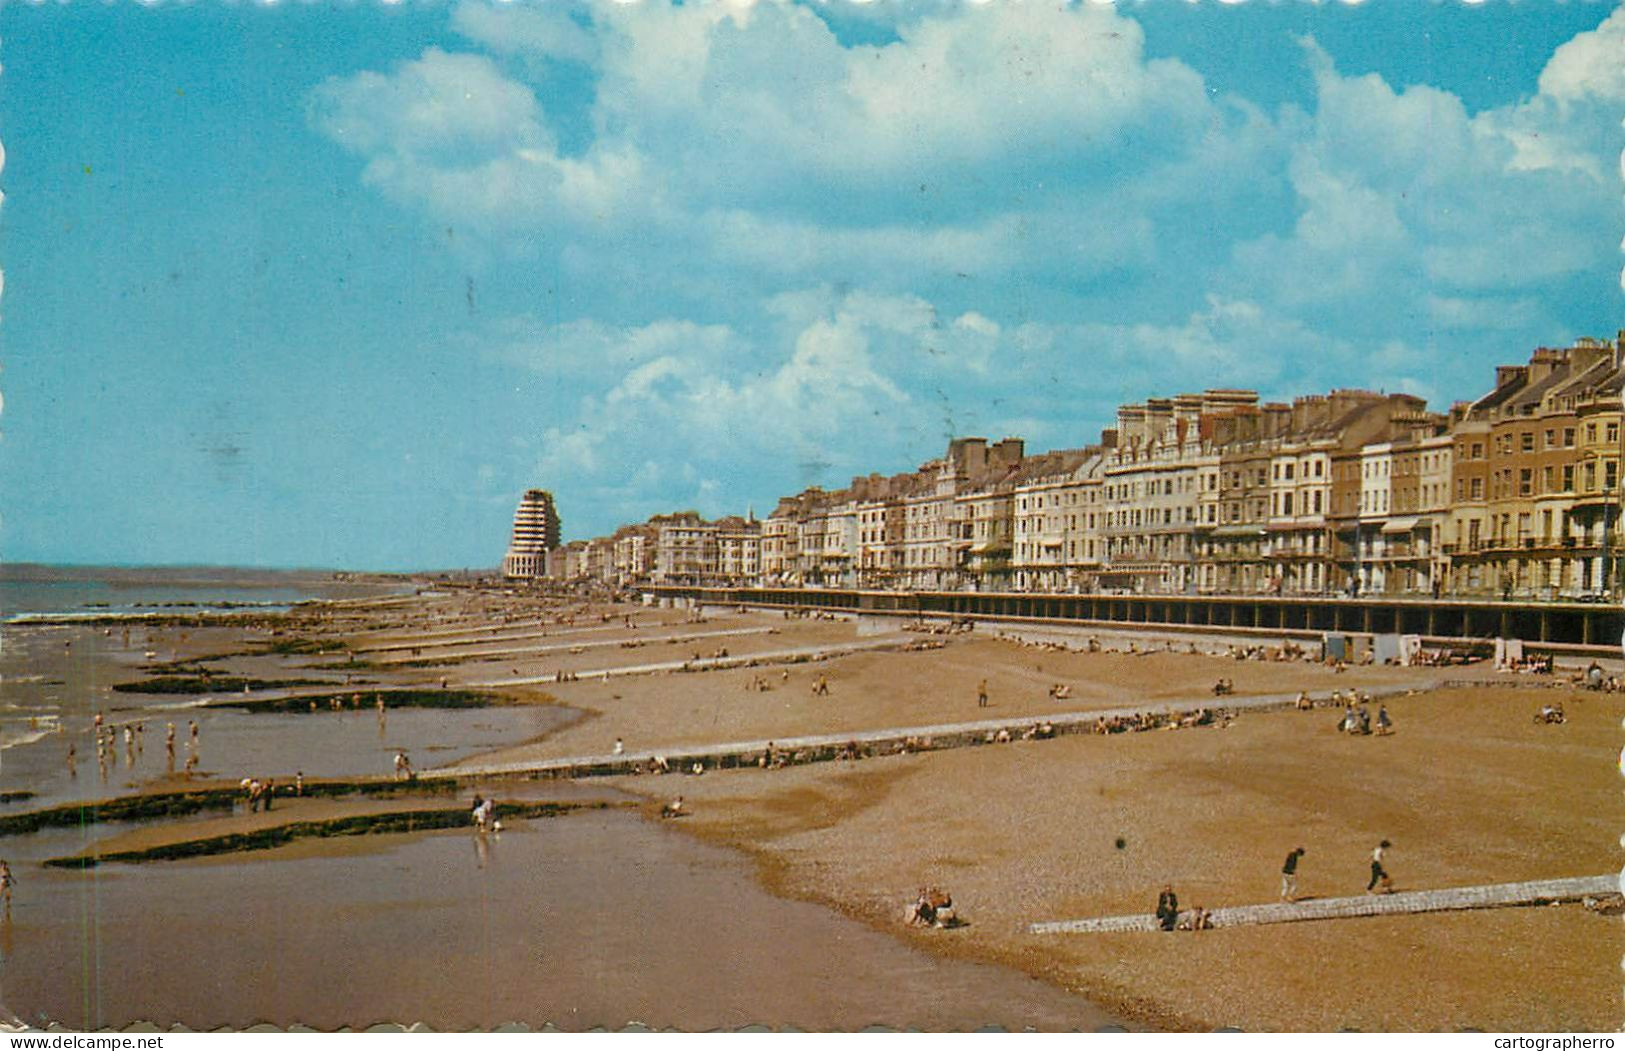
0;718;59;750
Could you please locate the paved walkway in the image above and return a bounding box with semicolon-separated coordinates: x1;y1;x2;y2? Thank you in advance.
1028;875;1617;934
433;680;1429;779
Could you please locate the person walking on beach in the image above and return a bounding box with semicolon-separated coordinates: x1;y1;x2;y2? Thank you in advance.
263;778;275;811
1375;705;1393;736
394;752;413;780
295;771;304;797
1;860;15;912
188;720;199;749
1280;847;1306;902
613;738;624;756
977;679;989;708
66;743;76;777
1366;840;1393;894
813;675;830;696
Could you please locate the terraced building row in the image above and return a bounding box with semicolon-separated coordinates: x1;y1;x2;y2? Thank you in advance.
517;332;1625;600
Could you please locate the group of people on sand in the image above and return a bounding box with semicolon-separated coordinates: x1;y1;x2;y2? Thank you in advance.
1535;701;1567;725
1579;661;1619;692
240;776;281;812
1157;839;1397;931
1338;697;1392;736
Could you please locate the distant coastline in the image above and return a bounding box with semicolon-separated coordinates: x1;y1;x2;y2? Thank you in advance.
0;564;416;622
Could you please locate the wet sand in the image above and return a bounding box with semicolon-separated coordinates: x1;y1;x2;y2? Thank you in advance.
1;809;1122;1031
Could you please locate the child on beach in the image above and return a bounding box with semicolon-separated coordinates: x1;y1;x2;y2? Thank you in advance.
1367;840;1393;893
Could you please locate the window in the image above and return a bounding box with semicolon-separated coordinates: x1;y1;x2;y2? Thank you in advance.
1609;423;1619;444
1521;433;1534;452
1543;466;1554;492
1564;427;1576;447
1470;478;1483;499
1609;461;1619;490
1545;429;1556;449
1587;424;1598;443
1563;465;1574;491
1471;442;1484;459
1585;462;1597;490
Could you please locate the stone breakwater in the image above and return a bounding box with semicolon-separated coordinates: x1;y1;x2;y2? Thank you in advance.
0;778;462;836
45;799;634;868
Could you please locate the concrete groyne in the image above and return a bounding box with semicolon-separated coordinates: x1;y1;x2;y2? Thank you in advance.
437;684;1428;783
1029;875;1618;933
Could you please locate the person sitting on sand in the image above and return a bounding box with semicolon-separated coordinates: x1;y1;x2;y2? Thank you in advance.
907;889;936;927
1155;885;1179;931
660;796;685;819
1295;691;1312;711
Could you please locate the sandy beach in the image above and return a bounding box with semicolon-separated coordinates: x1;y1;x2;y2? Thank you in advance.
1;585;1614;1030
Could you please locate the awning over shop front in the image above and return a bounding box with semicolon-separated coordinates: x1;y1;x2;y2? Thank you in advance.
1380;516;1423;534
1213;525;1266;537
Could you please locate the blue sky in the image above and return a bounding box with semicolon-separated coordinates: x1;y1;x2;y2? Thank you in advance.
1;0;1620;570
